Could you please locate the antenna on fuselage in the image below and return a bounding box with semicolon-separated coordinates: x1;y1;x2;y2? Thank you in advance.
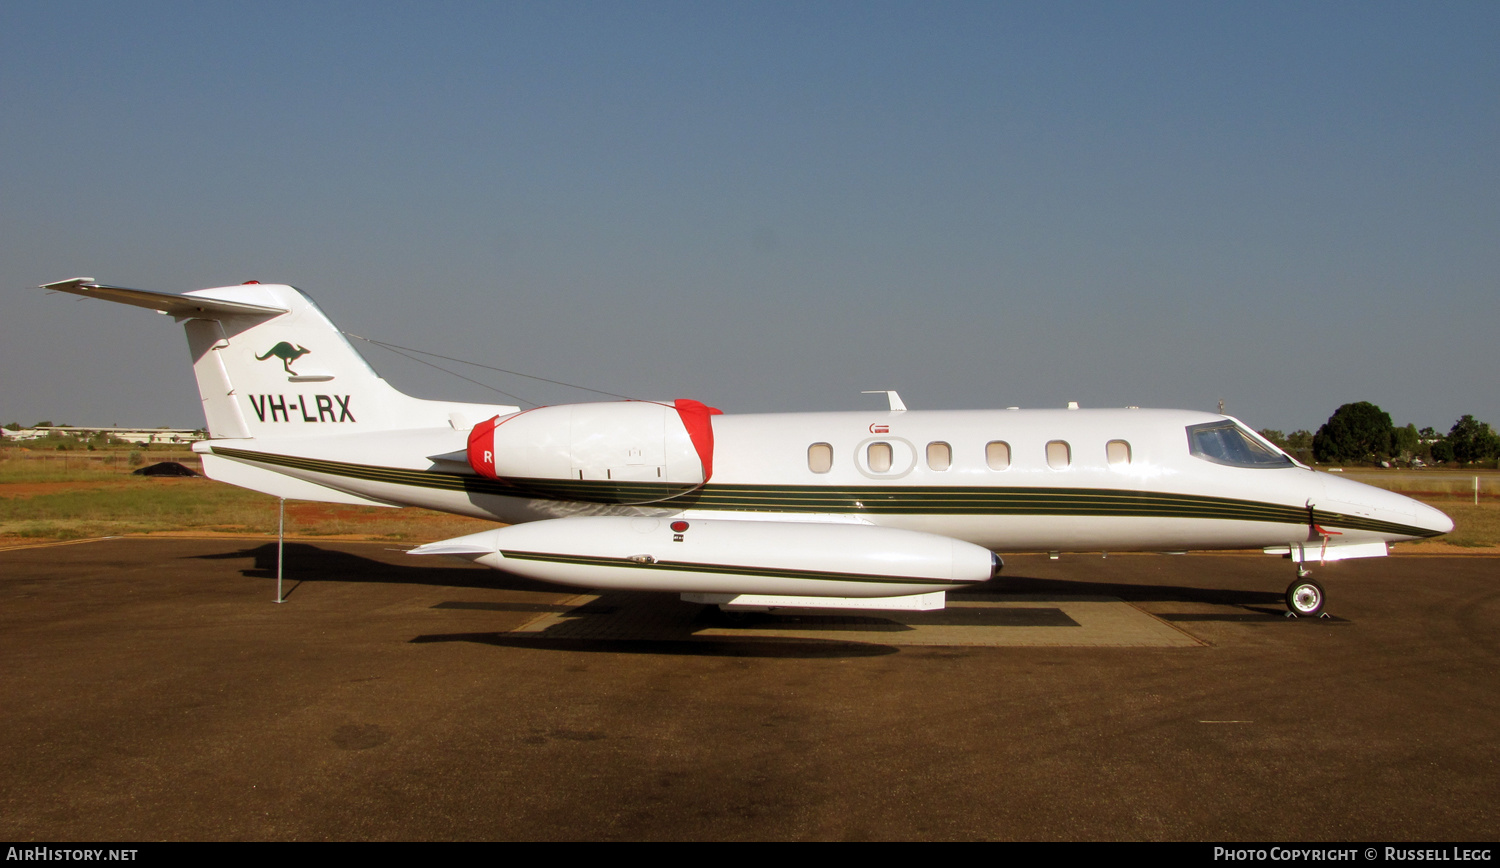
862;390;907;412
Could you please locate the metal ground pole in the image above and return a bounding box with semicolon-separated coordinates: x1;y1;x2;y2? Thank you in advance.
276;497;285;603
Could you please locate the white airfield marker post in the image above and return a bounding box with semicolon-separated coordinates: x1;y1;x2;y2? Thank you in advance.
276;497;285;604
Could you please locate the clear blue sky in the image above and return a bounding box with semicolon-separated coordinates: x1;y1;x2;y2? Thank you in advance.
3;1;1496;434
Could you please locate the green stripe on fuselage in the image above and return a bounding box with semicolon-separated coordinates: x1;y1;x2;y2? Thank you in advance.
207;446;1442;539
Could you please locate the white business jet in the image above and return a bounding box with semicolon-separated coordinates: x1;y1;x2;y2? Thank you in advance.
42;278;1452;617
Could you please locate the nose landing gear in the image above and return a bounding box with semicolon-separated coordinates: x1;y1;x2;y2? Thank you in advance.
1285;576;1326;618
1284;505;1337;618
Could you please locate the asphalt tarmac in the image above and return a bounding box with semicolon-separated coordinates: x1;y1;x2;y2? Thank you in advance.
1;538;1495;841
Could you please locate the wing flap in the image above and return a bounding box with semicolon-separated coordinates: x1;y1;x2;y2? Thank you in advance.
1264;540;1389;563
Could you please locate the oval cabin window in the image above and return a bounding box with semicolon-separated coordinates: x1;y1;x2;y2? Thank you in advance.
808;443;833;474
986;441;1011;471
868;442;893;473
1046;440;1071;469
1107;440;1132;466
927;441;952;471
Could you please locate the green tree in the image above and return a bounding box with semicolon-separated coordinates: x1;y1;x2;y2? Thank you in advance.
1257;429;1287;449
1312;402;1395;464
1446;415;1500;464
1394;424;1420;461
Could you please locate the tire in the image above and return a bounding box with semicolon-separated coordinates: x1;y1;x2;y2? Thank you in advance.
1285;578;1326;617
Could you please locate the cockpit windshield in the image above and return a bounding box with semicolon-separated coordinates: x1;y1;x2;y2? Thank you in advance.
1186;421;1294;468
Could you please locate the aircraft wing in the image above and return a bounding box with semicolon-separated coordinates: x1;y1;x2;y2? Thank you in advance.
410;514;1000;607
40;278;287;319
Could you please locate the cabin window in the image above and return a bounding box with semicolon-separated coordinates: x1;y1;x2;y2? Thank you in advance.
1186;422;1293;468
1107;440;1132;466
926;441;952;471
808;442;833;473
868;442;893;473
985;441;1011;471
1046;440;1071;469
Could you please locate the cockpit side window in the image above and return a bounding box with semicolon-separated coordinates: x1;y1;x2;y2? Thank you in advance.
1186;421;1294;468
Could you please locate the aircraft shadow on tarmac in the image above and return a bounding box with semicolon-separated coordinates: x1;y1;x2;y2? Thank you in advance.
191;541;562;598
410;593;913;658
984;574;1318;620
191;542;1334;639
409;632;903;659
196;543;1292;606
189;542;905;653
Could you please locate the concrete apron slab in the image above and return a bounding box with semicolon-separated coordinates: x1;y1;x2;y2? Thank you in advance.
515;592;1203;648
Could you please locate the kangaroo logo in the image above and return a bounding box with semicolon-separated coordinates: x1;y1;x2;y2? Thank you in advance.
256;342;311;374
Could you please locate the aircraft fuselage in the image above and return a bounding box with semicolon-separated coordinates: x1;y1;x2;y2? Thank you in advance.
195;406;1449;556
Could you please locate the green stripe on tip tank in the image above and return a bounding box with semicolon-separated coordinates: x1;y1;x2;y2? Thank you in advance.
208;447;1443;539
498;550;960;586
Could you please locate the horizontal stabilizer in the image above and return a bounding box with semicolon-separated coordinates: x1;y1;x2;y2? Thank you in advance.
40;278;287;319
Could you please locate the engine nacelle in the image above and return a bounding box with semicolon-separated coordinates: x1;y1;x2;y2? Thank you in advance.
467;399;719;503
410;516;1001;598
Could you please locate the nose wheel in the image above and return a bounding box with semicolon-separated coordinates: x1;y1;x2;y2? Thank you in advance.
1285;577;1326;618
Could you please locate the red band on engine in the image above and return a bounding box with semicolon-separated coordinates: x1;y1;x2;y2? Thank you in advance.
468;415;501;479
673;399;720;482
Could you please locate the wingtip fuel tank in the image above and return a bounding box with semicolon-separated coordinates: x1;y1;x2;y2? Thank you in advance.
411;516;999;598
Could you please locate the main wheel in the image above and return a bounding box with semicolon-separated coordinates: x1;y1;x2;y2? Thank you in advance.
1285;578;1326;617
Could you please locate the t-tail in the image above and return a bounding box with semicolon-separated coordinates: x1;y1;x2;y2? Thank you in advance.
40;278;514;504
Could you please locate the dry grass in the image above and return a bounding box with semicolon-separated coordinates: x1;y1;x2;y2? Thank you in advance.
0;449;197;482
1398;501;1500;550
0;452;492;545
1320;469;1500;550
1330;468;1500;501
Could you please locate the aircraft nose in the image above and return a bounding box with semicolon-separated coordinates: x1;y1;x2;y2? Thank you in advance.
1415;500;1455;536
1319;473;1453;542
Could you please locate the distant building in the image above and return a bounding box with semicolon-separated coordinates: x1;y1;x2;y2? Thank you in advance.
1;426;202;445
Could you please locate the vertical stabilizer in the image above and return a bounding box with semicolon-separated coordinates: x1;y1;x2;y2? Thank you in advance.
175;283;442;438
41;279;513;440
